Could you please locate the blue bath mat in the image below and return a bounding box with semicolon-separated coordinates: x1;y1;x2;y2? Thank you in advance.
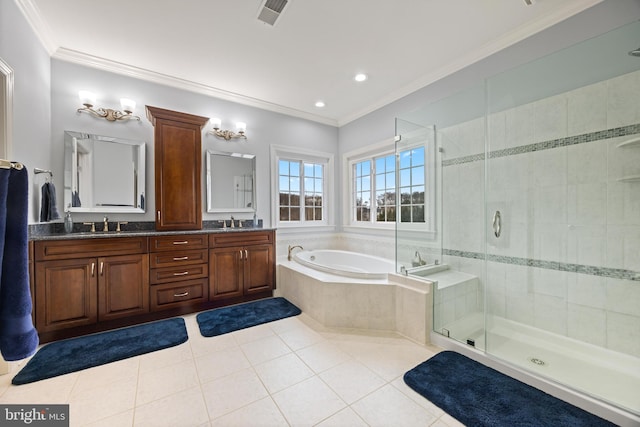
196;297;301;337
404;351;616;427
12;318;188;385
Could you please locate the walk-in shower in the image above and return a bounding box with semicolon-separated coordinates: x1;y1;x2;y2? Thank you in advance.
396;20;640;425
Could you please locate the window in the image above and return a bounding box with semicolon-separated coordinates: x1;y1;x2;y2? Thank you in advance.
350;145;427;227
271;145;333;228
278;160;323;222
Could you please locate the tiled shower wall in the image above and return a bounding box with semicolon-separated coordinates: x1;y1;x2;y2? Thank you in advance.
441;70;640;358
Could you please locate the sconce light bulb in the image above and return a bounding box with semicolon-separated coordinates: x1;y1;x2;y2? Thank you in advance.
78;90;96;107
120;98;136;114
236;122;247;134
211;118;222;130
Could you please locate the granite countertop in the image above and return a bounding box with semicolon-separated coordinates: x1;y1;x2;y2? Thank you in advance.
29;220;273;241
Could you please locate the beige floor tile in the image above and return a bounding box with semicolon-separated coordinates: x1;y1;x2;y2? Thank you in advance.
194;347;251;383
211;396;288;427
351;384;438;427
201;368;269;420
0;372;77;404
276;325;325;351
134;386;209;427
272;376;346;426
254;353;314;393
71;357;139;395
295;341;351;374
189;333;238;358
315;407;368;427
390;376;445;418
319;360;386;404
83;410;133;427
232;324;276;345
240;335;292;366
68;378;137;426
136;359;200;406
138;342;193;373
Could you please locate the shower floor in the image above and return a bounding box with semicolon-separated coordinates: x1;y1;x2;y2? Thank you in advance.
439;313;640;417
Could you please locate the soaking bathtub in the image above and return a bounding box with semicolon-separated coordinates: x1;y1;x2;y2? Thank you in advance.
277;249;433;344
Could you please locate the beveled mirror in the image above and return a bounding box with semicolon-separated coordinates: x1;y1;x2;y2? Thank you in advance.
63;130;146;213
206;150;256;213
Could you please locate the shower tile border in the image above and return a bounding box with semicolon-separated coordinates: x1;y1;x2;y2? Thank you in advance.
442;123;640;167
443;248;640;282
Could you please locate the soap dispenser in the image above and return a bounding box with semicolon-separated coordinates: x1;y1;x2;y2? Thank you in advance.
64;204;73;233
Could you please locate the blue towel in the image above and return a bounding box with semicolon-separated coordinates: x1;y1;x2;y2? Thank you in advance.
0;166;39;361
39;181;60;222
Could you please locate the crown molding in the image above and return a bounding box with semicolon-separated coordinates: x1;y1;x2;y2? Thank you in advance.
337;0;604;127
15;0;58;55
53;48;338;127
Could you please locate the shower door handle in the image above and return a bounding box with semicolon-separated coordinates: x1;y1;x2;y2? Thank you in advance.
492;211;501;238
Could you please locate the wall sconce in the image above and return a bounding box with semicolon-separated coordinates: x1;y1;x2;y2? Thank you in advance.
77;91;141;122
208;118;247;140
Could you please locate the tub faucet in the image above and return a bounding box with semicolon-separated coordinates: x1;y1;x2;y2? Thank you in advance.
288;245;303;261
412;250;426;267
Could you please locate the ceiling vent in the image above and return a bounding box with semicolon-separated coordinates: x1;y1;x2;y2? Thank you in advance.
257;0;289;26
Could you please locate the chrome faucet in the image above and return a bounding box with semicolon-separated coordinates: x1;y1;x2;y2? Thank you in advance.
103;216;109;232
287;245;303;261
412;250;426;267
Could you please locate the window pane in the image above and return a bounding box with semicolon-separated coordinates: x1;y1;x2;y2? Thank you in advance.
280;207;289;221
290;207;300;221
290;177;300;192
412;166;425;185
279;160;290;176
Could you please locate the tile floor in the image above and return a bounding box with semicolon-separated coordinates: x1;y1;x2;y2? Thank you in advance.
0;313;462;427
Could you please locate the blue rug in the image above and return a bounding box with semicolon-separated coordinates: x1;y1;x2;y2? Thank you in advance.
196;297;301;337
12;318;188;385
404;351;615;427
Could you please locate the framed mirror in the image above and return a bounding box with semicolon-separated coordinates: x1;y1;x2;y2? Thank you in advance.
206;150;256;213
63;131;146;213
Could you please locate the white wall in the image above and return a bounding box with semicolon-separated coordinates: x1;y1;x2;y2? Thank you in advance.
0;0;52;222
49;59;338;227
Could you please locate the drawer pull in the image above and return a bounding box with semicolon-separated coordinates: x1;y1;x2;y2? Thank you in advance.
173;256;189;261
173;271;189;276
91;262;95;277
172;241;189;245
173;291;189;297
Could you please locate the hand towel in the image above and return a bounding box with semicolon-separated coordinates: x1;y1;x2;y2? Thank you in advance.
39;181;60;222
0;166;39;361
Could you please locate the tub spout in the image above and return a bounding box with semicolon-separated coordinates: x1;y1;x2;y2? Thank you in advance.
288;245;303;261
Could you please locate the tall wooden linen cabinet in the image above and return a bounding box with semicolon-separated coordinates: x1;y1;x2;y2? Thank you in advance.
146;106;209;231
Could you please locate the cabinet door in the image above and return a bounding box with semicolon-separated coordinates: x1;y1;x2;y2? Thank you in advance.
244;244;274;295
98;254;149;321
209;248;243;300
35;258;98;333
147;106;209;231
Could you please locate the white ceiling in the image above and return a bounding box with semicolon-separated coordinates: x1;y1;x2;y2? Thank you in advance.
21;0;602;126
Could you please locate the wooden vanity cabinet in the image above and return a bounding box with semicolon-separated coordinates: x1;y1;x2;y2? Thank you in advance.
209;231;274;301
34;237;149;334
149;234;209;311
146;106;209;231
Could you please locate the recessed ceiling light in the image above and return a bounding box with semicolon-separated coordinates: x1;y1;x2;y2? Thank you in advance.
315;101;325;108
354;73;368;82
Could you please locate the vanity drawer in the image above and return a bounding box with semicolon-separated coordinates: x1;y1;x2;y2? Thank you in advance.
149;263;208;284
209;231;274;248
149;235;208;252
35;237;148;261
149;249;208;268
150;278;208;311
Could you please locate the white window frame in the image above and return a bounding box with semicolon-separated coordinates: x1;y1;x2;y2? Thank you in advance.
270;144;334;230
344;135;436;235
